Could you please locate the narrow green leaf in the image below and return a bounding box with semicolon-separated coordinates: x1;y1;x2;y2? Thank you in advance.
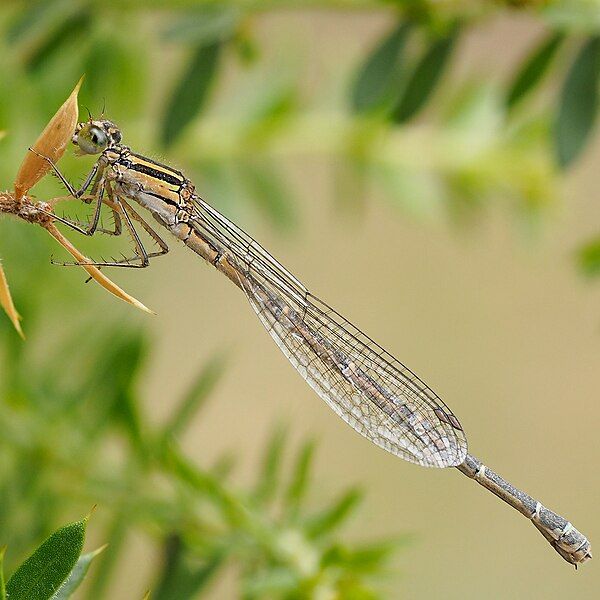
153;535;224;600
154;535;183;599
83;34;147;120
322;537;409;573
253;425;287;506
162;354;227;440
51;546;106;600
210;452;237;480
161;41;221;148
244;568;298;596
0;546;6;600
245;85;297;137
234;32;259;65
284;439;315;518
163;7;240;45
84;513;127;600
6;519;86;600
393;27;459;123
506;31;564;110
305;488;363;539
238;162;296;230
351;22;412;113
166;446;247;528
577;238;600;276
97;331;147;453
61;328;147;451
25;9;91;73
5;0;68;45
555;35;600;168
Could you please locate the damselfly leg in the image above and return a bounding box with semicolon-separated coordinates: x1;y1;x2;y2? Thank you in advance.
61;192;123;236
30;150;170;268
57;191;170;267
28;147;99;199
118;197;169;261
52;190;170;268
27;148;111;237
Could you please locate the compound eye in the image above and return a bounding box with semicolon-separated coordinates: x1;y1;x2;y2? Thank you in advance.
78;126;108;154
90;127;107;147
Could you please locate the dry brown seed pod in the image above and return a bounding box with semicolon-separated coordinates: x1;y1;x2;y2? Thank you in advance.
14;76;83;200
0;260;24;339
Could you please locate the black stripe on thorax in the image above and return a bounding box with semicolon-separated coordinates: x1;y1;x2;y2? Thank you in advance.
119;151;186;187
144;190;179;207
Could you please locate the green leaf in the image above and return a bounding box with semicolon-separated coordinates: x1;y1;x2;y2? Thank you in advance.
234;32;259;65
6;518;86;600
210;452;237;480
95;330;147;452
238;162;296;230
284;439;315;518
83;34;146;120
577;237;600;276
506;31;564;110
166;446;248;528
153;534;224;600
393;27;459;123
555;35;600;168
162;354;227;440
252;424;287;506
50;546;106;600
84;513;127;600
244;84;297;139
161;41;222;148
5;0;68;45
25;8;91;74
351;22;412;113
163;7;240;45
0;546;6;600
305;488;363;539
322;537;408;573
243;568;298;596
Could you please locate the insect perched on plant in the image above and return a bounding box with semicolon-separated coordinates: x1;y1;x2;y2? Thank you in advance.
0;81;149;338
32;116;591;566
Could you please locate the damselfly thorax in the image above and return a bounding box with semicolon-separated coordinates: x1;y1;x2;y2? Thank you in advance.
103;147;255;286
99;148;189;226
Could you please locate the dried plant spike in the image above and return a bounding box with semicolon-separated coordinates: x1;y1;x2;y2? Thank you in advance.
14;76;84;200
45;223;154;314
0;261;25;338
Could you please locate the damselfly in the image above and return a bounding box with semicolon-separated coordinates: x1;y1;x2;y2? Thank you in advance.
33;118;591;566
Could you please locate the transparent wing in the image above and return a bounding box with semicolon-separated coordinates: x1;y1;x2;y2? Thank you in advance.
189;197;468;468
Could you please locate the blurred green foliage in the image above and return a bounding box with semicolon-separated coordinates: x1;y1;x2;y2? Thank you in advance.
1;0;599;232
555;35;600;167
0;250;405;597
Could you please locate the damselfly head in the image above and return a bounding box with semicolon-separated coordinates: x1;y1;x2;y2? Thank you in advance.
72;119;122;155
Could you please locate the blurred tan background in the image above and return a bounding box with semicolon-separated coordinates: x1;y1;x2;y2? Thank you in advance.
80;13;599;599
